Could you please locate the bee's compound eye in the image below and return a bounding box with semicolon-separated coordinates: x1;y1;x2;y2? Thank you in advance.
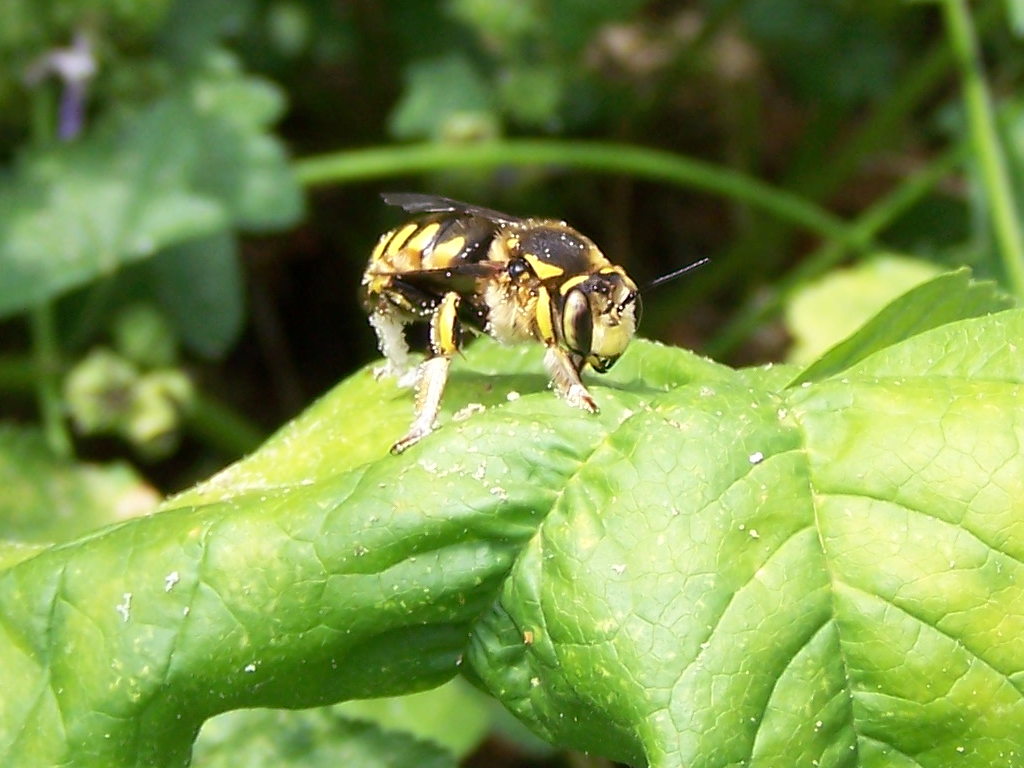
507;258;529;280
561;287;593;356
630;291;642;329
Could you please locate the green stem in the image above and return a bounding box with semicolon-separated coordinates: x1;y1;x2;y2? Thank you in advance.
29;304;72;458
940;0;1024;297
0;355;35;393
706;143;967;357
680;0;1001;310
25;84;71;456
295;140;869;250
29;84;56;148
796;0;999;206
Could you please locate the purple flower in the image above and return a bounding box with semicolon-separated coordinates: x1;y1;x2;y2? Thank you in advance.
24;31;97;141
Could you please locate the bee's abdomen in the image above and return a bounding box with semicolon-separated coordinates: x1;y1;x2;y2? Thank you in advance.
370;215;498;276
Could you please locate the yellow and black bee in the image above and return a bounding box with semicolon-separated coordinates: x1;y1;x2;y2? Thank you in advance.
363;192;641;454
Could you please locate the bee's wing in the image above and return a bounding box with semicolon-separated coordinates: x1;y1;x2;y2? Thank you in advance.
372;260;505;287
381;193;524;226
375;261;506;307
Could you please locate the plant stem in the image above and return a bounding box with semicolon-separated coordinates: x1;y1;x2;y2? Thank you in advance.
29;304;72;457
295;140;870;251
706;143;967;357
666;0;1002;313
940;0;1024;297
25;83;71;456
0;355;36;393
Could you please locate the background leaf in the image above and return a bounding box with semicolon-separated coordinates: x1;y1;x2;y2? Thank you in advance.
789;268;1015;386
0;52;301;319
192;707;457;768
148;232;245;359
785;253;942;365
388;55;496;141
0;424;157;545
334;678;491;758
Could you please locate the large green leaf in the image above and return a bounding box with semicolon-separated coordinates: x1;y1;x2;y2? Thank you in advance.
0;52;301;319
1;280;1022;766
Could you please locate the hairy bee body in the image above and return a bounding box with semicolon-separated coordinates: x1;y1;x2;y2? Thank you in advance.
363;193;640;453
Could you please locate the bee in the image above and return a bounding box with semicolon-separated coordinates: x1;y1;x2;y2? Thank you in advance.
363;192;642;454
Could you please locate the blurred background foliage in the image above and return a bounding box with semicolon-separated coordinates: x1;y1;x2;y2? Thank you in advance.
0;0;1022;764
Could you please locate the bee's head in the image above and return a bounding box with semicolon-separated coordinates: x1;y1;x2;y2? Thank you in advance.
559;270;640;373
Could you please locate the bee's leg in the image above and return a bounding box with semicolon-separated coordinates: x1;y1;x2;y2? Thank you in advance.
369;307;415;385
391;292;461;454
543;345;598;414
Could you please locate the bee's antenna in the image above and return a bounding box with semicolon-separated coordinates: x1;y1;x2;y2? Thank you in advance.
643;257;710;291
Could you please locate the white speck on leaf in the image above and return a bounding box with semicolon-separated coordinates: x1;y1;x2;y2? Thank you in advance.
749;529;760;539
748;451;764;464
611;563;627;575
453;402;486;422
164;571;180;592
116;593;132;622
244;662;257;673
506;390;520;401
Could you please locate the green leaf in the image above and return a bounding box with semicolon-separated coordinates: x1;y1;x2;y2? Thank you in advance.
149;232;245;359
785;254;942;365
188;53;304;231
0;541;48;571
0;1;171;62
192;707;456;768
0;120;227;318
789;268;1015;386
335;678;491;758
1007;0;1024;37
497;65;565;127
0;53;301;319
158;0;254;65
388;54;496;141
740;0;901;106
1;302;1022;766
0;424;158;545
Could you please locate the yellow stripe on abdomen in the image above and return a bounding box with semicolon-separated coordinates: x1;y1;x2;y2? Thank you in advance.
385;223;419;256
404;222;442;256
428;235;467;267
